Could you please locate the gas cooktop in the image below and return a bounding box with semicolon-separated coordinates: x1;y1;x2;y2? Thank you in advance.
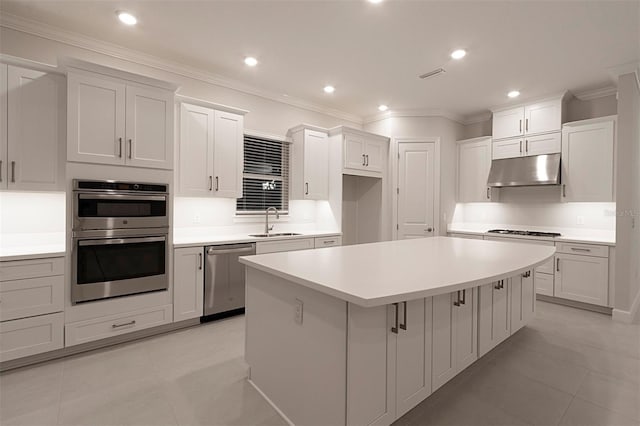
487;229;562;238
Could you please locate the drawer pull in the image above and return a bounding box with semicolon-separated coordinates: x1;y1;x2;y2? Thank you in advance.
460;289;466;305
323;240;335;244
570;248;591;252
112;320;136;329
556;258;560;272
391;303;399;334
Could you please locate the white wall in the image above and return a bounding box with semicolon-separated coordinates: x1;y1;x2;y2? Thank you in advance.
614;72;640;316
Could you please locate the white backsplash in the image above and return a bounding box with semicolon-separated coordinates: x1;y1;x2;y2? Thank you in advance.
0;191;66;234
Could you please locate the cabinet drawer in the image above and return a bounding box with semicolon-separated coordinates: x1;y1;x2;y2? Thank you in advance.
0;275;64;321
314;236;342;248
556;242;608;258
0;257;64;281
65;304;172;347
0;312;64;362
256;238;314;254
535;272;554;296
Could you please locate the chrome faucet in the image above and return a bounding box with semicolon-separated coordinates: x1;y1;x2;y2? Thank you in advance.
264;207;280;235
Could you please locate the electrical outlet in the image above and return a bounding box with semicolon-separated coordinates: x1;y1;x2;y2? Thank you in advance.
194;215;201;224
577;216;585;225
294;298;303;324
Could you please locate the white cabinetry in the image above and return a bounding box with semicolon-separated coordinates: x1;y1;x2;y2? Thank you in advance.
347;298;432;426
554;242;609;306
0;64;63;190
561;116;616;202
492;106;525;140
0;256;65;361
256;237;314;254
456;136;497;202
67;67;175;169
432;288;477;391
173;247;204;322
330;127;388;178
289;126;329;200
314;235;342;248
511;271;536;333
478;280;510;357
492;97;565;141
492;133;561;160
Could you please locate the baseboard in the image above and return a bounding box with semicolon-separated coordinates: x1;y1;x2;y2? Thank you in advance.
536;294;612;315
0;317;200;372
247;379;294;426
612;289;640;324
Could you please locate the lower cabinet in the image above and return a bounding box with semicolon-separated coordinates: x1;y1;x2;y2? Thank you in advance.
347;298;432;426
256;237;314;254
510;271;535;333
314;235;342;248
554;253;609;305
0;312;64;362
535;271;554;296
173;247;204;322
432;288;478;391
478;280;510;357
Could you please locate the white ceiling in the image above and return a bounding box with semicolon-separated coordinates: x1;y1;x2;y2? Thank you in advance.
1;0;638;121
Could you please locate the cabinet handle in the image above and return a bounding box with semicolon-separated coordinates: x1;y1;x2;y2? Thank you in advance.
525;139;529;153
305;182;309;195
399;301;407;330
215;176;219;191
112;320;136;329
118;138;123;157
556;258;560;272
209;176;213;191
562;184;566;198
454;291;461;306
362;154;366;166
323;240;335;244
519;119;522;133
460;289;466;305
494;282;501;290
128;139;132;159
365;154;369;166
198;253;203;270
391;303;399;334
0;160;2;182
570;247;591;253
487;187;491;199
11;161;15;183
519;140;523;154
525;118;529;132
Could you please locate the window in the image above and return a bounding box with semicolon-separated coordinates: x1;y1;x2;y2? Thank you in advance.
236;134;289;214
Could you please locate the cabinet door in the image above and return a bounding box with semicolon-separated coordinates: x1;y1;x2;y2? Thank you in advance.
524;100;561;135
0;312;64;362
492;137;523;159
178;103;214;196
455;287;478;371
7;66;62;190
303;129;328;200
535;272;554;296
562;119;615;202
457;138;493;202
555;253;608;306
524;132;561;157
67;72;126;165
213;110;243;198
396;298;432;418
478;282;509;356
492;107;524;140
0;64;7;188
347;303;396;426
510;272;535;334
365;139;384;173
432;292;456;391
173;247;204;322
344;134;366;171
125;85;173;169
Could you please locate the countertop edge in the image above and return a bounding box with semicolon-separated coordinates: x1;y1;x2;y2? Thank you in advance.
173;231;342;248
0;251;66;262
447;228;616;247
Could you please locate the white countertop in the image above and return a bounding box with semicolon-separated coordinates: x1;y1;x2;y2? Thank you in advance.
173;230;341;248
447;223;616;246
239;236;555;307
0;233;66;261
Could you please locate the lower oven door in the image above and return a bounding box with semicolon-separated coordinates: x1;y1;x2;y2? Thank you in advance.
72;231;168;304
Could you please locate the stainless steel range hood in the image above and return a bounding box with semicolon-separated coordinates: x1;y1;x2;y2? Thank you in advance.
487;153;561;187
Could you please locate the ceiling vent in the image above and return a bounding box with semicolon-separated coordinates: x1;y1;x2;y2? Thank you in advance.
419;68;446;79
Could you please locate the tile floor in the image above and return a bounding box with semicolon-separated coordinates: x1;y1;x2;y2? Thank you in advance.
1;301;638;426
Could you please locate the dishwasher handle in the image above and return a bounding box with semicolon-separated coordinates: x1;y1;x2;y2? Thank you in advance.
207;246;255;256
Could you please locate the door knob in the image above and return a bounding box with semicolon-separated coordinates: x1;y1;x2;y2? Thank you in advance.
425;227;433;233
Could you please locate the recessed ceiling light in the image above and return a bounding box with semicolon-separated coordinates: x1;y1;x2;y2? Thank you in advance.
323;85;335;94
117;11;137;26
450;49;467;60
368;0;384;3
508;90;520;98
244;57;258;67
378;104;388;112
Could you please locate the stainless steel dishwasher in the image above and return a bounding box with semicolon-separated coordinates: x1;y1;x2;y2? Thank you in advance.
204;243;256;317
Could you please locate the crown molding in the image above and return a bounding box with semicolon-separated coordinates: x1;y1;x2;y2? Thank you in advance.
608;61;640;92
0;12;363;125
571;85;618;101
363;108;469;125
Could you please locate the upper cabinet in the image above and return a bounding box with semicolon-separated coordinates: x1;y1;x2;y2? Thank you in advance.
66;61;176;170
456;137;497;202
492;132;561;160
561;116;616;202
492;106;525;140
177;99;246;198
342;131;386;176
289;126;329;200
0;63;64;191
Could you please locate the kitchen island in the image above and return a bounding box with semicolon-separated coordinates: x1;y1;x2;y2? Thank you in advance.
240;237;555;426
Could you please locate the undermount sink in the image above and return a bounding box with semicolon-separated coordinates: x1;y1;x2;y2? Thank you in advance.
249;232;302;238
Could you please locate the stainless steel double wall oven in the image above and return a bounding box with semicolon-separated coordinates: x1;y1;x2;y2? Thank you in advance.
72;180;169;304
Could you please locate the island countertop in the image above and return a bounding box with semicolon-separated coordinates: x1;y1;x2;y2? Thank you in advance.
239;236;556;307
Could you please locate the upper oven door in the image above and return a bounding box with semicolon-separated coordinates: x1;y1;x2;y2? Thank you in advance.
74;193;168;230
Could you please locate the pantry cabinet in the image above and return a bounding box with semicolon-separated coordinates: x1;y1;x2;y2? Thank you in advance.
177;101;245;198
289;126;329;200
561;116;616;202
67;69;175;169
456;136;498;202
173;247;204;322
492;96;565;141
0;64;64;190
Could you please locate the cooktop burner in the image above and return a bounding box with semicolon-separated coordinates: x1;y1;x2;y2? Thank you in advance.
487;229;562;238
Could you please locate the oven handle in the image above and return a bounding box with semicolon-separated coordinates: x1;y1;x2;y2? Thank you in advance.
78;236;166;246
78;194;167;202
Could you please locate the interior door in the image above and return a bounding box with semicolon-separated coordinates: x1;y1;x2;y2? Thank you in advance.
397;142;435;239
